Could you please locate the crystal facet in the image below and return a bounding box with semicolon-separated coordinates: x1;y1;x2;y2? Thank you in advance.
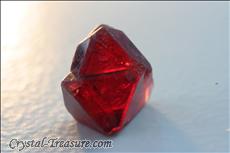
61;25;153;135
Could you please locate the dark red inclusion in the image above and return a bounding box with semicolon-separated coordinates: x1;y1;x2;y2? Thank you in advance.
61;24;153;135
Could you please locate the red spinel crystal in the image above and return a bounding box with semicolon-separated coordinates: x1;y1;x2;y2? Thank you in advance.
61;24;153;135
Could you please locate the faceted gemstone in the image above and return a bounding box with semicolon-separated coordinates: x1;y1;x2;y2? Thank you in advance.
61;24;153;135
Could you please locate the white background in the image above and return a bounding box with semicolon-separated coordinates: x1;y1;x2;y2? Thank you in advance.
1;2;229;152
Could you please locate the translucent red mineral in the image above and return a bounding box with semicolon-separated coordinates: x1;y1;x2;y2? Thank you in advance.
61;24;153;135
